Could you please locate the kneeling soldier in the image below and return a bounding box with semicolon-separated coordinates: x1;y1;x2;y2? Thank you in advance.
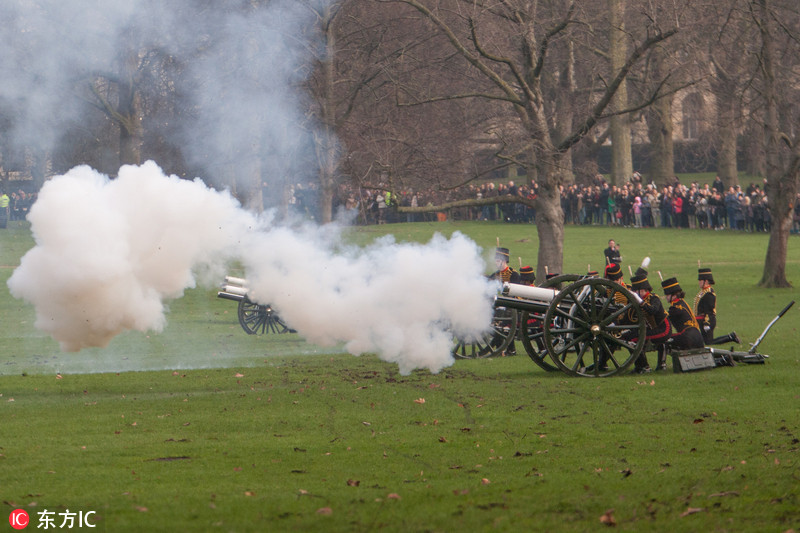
628;274;672;372
662;277;705;350
694;267;740;345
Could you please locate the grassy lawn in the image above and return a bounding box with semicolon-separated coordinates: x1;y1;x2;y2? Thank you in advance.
2;219;799;532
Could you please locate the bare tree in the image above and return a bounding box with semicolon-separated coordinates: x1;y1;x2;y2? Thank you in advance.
376;0;678;278
608;0;633;185
754;0;800;287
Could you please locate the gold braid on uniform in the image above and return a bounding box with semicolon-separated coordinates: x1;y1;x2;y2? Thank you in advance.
693;286;713;316
498;267;517;283
641;293;657;328
675;298;700;331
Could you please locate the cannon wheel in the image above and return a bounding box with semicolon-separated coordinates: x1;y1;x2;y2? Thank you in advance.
452;306;518;359
543;278;646;377
238;297;290;335
519;274;583;372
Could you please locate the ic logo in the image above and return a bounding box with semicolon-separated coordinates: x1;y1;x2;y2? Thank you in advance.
9;509;29;529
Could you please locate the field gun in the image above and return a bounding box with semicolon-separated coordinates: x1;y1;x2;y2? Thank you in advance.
453;274;647;377
217;276;292;335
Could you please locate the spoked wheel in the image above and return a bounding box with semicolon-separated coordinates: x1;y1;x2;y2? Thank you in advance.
452;307;518;359
543;278;645;377
520;274;582;372
238;297;290;335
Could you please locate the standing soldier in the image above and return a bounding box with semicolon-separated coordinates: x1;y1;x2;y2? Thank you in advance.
489;247;521;284
661;277;705;350
694;267;741;345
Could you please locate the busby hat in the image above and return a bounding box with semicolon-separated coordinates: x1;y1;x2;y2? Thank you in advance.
604;262;623;280
698;267;715;284
545;272;560;280
635;257;650;277
495;247;510;262
630;274;652;291
661;277;682;295
520;265;535;283
586;270;599;277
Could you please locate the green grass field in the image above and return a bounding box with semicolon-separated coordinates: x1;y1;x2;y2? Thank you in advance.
2;219;799;532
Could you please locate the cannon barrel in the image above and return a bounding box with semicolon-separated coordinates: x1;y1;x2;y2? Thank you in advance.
494;295;551;313
217;291;245;302
501;282;557;302
220;284;248;297
218;276;249;302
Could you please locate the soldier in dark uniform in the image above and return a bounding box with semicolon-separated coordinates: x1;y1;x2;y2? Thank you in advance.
661;277;705;350
627;274;672;372
519;265;536;286
489;247;521;284
489;247;520;355
594;262;630;371
694;267;741;345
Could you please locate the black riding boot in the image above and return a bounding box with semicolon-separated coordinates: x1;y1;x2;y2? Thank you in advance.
710;331;741;345
656;345;667;371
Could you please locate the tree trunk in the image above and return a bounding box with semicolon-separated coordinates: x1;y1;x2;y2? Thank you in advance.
608;0;633;186
534;181;565;280
758;0;796;287
554;41;576;184
534;153;566;280
316;125;338;223
646;92;674;184
118;49;143;166
716;93;738;187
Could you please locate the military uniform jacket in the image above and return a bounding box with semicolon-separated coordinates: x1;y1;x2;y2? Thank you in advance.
668;297;704;349
640;292;668;331
694;287;717;331
491;266;521;284
628;292;671;343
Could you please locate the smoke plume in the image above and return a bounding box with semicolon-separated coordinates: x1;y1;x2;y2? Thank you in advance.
2;1;499;373
7;162;496;374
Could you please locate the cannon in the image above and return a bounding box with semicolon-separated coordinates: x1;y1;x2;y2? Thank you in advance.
498;276;647;377
453;275;785;378
452;275;647;376
217;276;292;335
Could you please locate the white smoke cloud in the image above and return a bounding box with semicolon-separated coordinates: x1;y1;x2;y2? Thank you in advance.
7;162;256;351
2;1;499;374
7;162;497;373
240;225;496;374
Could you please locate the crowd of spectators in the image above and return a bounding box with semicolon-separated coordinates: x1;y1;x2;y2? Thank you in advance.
0;189;36;228
333;173;800;234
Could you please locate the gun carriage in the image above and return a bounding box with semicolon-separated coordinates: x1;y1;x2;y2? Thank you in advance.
453;275;647;377
217;276;292;335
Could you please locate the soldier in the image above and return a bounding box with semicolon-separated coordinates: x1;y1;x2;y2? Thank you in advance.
594;262;630;371
489;247;521;284
519;265;536;286
694;267;741;345
627;274;672;373
490;247;520;356
661;277;705;350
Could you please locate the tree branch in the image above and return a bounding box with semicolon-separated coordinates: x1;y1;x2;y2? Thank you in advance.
558;27;679;152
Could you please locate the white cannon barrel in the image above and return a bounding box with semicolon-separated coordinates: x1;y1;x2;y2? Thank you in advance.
502;282;556;302
224;276;248;287
221;284;248;297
